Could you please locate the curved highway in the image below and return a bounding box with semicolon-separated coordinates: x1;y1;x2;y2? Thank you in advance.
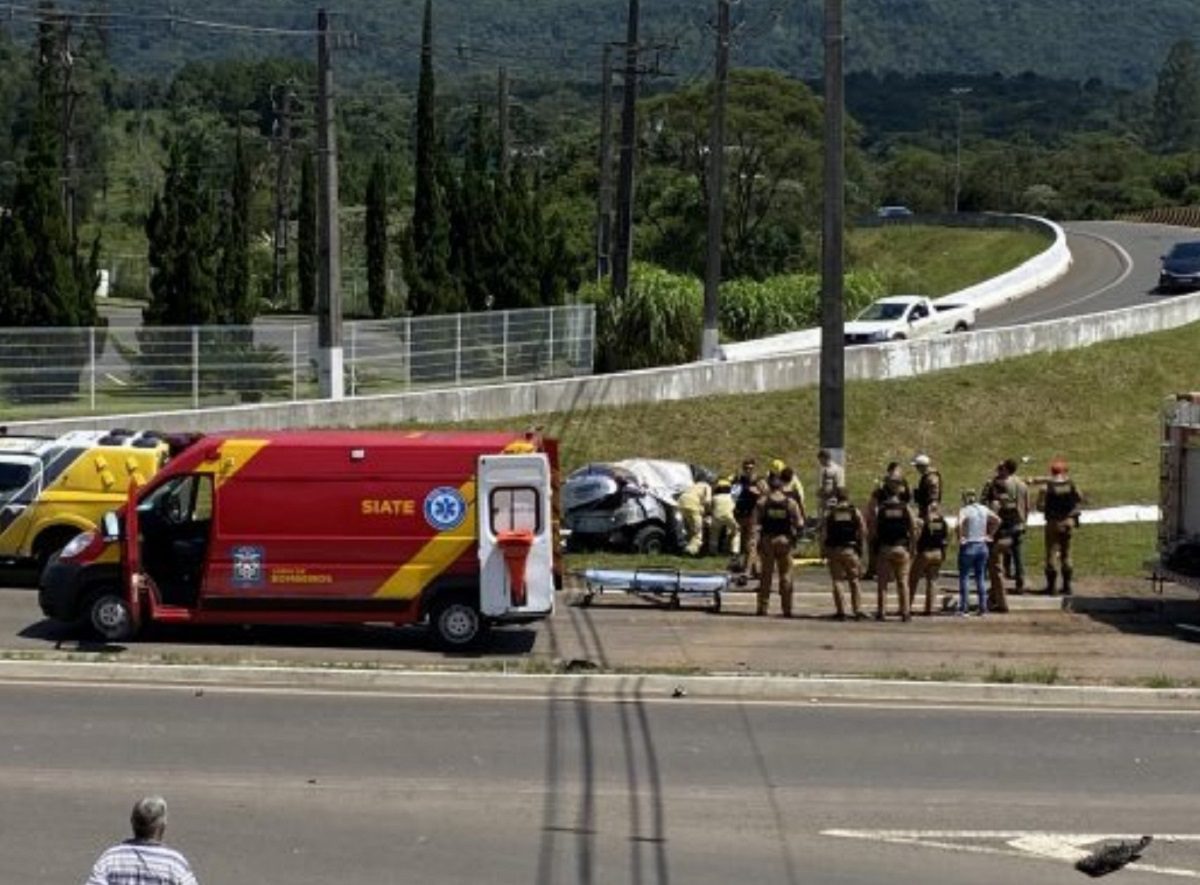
979;220;1200;329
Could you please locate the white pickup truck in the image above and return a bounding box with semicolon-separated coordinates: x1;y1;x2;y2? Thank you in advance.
843;295;976;345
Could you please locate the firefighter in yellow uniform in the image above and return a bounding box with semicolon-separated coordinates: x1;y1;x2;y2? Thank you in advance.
1037;459;1083;596
755;476;803;616
822;487;867;620
677;479;713;557
708;477;740;557
734;459;767;578
874;489;917;621
908;501;948;616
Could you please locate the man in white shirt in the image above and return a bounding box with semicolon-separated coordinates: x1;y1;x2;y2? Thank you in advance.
86;796;198;885
957;490;999;616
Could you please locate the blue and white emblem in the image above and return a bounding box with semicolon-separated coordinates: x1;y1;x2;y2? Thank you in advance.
231;545;264;588
424;487;467;532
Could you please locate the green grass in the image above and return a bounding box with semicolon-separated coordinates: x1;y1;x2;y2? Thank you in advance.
456;321;1200;509
436;321;1200;577
986;665;1062;685
848;226;1050;296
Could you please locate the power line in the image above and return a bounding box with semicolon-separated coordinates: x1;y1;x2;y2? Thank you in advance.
0;3;325;37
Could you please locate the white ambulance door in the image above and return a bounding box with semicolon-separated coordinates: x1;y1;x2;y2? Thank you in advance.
477;453;554;618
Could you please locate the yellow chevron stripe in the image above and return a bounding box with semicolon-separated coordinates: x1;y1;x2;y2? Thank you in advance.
194;439;271;489
374;480;477;600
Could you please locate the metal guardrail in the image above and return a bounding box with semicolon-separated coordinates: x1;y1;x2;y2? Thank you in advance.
0;305;595;420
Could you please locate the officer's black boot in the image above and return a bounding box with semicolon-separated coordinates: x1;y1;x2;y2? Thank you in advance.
1061;567;1073;597
1045;568;1057;596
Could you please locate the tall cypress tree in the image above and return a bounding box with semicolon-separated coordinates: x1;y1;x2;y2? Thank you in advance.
365;154;389;319
403;0;459;315
216;130;253;325
297;151;318;314
144;138;219;326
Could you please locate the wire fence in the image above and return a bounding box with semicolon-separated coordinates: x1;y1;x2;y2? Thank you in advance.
0;305;595;420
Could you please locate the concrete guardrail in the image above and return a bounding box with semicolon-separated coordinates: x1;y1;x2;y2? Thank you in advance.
10;281;1200;437
718;213;1071;362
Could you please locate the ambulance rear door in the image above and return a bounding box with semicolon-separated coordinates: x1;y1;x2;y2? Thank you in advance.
477;453;554;618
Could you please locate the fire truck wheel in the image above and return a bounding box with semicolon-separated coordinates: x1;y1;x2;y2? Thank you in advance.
88;592;134;642
430;596;489;650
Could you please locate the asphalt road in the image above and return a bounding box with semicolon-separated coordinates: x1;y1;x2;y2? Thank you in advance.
978;220;1199;328
6;680;1200;884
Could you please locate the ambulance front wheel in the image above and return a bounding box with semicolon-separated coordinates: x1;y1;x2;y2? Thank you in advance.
88;592;135;642
429;596;490;650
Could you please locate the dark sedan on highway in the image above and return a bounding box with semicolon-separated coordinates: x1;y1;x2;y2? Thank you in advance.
1159;241;1200;293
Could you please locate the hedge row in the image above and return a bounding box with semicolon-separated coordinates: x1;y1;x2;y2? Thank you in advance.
580;263;886;372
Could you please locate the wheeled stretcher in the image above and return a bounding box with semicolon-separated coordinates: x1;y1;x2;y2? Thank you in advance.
579;568;727;613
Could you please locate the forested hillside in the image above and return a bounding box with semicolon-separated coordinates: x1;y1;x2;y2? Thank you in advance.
13;0;1199;89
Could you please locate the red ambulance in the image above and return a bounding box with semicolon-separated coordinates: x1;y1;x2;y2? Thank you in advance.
39;430;559;648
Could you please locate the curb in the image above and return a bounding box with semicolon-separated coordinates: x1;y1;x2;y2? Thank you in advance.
1;659;1198;711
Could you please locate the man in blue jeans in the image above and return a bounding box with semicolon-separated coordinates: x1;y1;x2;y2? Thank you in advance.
957;489;999;616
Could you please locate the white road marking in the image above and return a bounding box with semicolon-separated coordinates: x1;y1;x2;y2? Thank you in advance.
823;829;1200;878
1014;228;1135;323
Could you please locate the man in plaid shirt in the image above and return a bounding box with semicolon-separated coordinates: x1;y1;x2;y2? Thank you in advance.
86;796;198;885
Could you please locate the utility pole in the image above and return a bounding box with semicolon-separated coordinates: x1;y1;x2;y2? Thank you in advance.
59;16;80;247
700;0;731;361
316;7;343;400
819;0;846;465
951;86;972;213
595;44;614;281
611;0;640;300
271;84;293;308
497;66;510;178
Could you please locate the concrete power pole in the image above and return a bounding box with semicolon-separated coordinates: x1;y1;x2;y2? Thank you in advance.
610;0;640;300
595;44;614;281
59;16;80;247
700;0;731;361
819;0;846;464
271;84;293;308
316;7;344;399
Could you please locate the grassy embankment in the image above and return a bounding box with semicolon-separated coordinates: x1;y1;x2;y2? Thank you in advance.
439;320;1200;578
849;225;1049;296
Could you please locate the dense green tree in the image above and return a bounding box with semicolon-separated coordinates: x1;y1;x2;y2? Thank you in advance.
639;70;857;279
878;146;949;213
215;131;254;325
0;14;97;330
448;107;500;310
144;138;219;326
297;151;318;314
1151;40;1200;152
364;154;389;319
402;0;461;315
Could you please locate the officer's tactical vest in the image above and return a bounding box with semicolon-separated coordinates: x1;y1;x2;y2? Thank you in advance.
995;494;1022;533
915;471;942;508
1044;480;1078;521
918;515;948;551
761;495;793;538
876;503;910;547
826;504;860;548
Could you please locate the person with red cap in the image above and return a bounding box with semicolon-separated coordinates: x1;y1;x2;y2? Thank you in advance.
1037;458;1083;595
